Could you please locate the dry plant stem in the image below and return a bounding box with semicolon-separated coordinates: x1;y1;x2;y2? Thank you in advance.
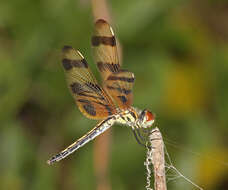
91;1;113;190
91;0;111;21
145;127;167;190
94;131;112;190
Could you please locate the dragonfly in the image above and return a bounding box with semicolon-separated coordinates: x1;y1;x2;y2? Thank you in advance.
47;19;155;165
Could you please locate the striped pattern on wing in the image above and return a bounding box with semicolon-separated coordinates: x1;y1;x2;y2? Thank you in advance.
92;19;120;80
104;69;135;109
62;46;116;119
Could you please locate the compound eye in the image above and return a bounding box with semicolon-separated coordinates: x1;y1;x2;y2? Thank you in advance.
146;111;155;122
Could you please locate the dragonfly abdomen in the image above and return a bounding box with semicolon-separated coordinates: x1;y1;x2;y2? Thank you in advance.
47;116;115;165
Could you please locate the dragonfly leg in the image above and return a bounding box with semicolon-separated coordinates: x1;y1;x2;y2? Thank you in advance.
136;128;147;142
132;128;156;149
132;129;147;147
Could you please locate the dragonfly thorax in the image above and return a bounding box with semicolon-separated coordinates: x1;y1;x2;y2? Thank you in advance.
115;109;138;127
115;108;155;129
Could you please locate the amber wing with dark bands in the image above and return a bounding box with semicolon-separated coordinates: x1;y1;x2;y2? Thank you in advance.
104;69;135;109
92;19;120;80
62;46;116;119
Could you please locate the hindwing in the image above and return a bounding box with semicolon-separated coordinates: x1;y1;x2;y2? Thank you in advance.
62;46;116;119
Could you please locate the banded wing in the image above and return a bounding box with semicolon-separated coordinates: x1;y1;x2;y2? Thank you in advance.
92;19;120;80
92;19;135;109
62;46;116;119
104;70;135;109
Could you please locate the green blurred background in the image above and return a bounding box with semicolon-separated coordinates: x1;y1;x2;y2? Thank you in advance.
0;0;228;189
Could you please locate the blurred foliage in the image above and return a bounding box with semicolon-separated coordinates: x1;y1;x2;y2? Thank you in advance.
0;0;228;190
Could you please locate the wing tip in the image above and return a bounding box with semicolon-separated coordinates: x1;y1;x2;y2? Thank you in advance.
95;19;112;31
62;45;73;53
95;19;108;25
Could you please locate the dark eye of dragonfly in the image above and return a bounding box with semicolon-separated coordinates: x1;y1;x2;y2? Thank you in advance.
145;111;155;122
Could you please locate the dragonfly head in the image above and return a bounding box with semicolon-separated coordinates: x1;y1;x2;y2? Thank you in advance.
138;109;155;128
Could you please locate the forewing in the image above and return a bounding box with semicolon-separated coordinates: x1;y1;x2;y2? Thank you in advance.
62;46;116;119
104;70;135;109
92;19;120;80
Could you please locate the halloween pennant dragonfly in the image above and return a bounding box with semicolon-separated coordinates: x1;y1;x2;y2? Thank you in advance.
47;19;155;165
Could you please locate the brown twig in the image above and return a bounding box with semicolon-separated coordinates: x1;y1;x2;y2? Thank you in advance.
145;127;167;190
91;0;111;22
91;1;113;190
